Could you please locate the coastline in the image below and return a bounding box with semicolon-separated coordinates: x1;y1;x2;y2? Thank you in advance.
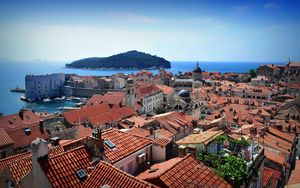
64;66;171;71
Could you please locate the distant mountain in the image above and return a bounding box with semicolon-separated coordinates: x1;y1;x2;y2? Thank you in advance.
66;50;171;69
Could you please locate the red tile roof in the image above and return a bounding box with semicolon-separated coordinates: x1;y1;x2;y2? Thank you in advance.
153;138;172;147
127;127;151;137
267;127;295;143
0;128;14;147
63;103;111;124
264;149;286;166
155;128;174;139
263;167;273;187
5;123;49;149
137;154;231;188
0;109;40;130
64;103;136;126
0;146;64;187
86;92;125;106
89;106;136;127
39;146;92;188
102;128;153;163
264;166;281;180
153;111;193;136
83;161;157;188
6;156;32;184
0;152;31;171
136;84;162;99
156;85;174;95
75;126;93;139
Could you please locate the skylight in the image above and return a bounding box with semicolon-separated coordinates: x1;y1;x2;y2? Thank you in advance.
76;169;87;180
104;140;116;149
24;127;31;135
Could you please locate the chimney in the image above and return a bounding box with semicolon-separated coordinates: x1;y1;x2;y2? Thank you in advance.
178;145;187;158
31;138;49;188
86;128;104;158
149;127;154;135
50;137;60;147
188;145;197;156
92;128;101;139
39;120;44;133
19;109;24;120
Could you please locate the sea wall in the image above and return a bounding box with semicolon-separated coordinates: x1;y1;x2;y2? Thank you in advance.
60;86;124;97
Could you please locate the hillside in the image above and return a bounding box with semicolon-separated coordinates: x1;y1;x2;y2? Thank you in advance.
66;50;171;69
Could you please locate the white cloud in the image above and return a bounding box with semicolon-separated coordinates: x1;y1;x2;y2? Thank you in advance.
264;2;281;9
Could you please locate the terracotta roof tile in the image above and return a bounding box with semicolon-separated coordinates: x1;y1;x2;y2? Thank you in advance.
39;146;92;188
0;109;40;130
155;128;174;139
136;84;162;98
0;146;64;187
263;167;273;187
5;123;49;149
7;156;32;184
86;92;125;106
0;128;14;147
127;127;151;137
0;152;31;171
264;167;281;180
89;106;136;127
137;154;231;188
267;127;295;143
156;85;174;95
153;138;171;147
264;149;286;166
63;103;111;124
83;161;157;188
102;129;153;163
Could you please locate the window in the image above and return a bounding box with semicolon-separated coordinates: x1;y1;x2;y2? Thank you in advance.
104;140;116;149
76;169;87;180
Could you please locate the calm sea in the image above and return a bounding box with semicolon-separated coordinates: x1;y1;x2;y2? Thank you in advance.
0;61;285;115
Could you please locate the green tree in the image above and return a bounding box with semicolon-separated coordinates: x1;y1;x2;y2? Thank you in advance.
249;69;256;78
216;154;248;187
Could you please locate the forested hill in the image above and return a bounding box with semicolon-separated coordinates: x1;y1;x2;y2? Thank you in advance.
66;50;171;69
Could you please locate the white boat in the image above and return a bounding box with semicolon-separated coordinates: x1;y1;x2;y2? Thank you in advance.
75;102;84;107
43;98;51;102
60;107;79;112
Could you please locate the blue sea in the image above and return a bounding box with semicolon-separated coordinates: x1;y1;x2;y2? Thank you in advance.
0;61;285;115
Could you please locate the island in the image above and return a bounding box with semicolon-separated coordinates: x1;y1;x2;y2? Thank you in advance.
66;50;171;70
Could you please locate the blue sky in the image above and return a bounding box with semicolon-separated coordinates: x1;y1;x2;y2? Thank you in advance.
0;0;299;62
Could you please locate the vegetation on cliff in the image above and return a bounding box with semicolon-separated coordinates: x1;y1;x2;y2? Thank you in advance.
66;50;171;69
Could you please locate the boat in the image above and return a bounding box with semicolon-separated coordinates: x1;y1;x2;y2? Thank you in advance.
43;98;51;102
10;85;25;93
57;106;79;112
20;96;26;101
75;102;84;107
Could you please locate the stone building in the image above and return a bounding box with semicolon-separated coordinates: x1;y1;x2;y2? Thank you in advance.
25;73;65;100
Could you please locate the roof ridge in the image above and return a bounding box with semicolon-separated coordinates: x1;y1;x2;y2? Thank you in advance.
98;161;156;187
47;145;86;159
158;154;191;177
0;151;31;163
